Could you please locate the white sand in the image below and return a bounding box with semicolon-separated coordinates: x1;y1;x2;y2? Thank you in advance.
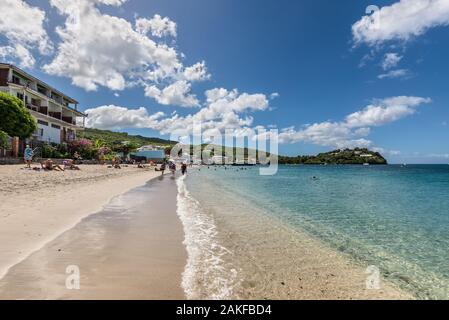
0;164;162;280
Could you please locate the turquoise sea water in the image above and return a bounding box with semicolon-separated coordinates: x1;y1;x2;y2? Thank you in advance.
185;165;449;299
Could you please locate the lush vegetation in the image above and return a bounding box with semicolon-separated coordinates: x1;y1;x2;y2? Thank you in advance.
0;92;37;139
278;148;387;165
35;128;175;160
0;130;9;149
78;128;176;148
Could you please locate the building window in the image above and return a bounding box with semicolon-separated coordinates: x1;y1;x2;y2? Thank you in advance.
38;120;48;126
34;128;44;137
17;93;24;100
51;124;61;129
12;75;21;85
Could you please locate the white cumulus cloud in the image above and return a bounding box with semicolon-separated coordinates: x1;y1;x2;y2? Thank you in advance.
278;96;431;148
345;96;431;127
382;53;403;70
378;69;412;79
42;0;207;107
84;105;164;130
352;0;449;46
0;0;52;67
145;81;200;108
85;93;430;151
136;14;177;38
85;88;270;137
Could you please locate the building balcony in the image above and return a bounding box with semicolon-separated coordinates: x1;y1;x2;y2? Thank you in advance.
29;109;84;129
62;116;76;125
8;81;81;115
48;111;62;120
26;103;39;112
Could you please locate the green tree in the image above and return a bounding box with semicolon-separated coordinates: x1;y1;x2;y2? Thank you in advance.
0;130;10;149
0;92;37;139
113;141;139;158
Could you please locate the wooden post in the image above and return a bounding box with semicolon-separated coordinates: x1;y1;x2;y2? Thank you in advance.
12;137;19;158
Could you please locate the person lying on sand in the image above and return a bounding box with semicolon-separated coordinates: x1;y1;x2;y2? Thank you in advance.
111;157;121;169
41;159;64;171
63;159;80;170
137;161;147;169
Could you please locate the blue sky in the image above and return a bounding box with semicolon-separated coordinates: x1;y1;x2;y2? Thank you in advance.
1;0;449;163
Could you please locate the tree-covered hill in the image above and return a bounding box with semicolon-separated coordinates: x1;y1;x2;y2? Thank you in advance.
279;148;387;165
78;128;177;147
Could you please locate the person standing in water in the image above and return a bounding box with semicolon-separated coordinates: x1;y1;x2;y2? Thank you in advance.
181;163;187;175
169;161;176;175
160;162;166;175
24;145;33;169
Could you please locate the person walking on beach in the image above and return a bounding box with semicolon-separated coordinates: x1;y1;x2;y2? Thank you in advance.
160;162;166;175
24;145;33;169
181;163;187;175
169;161;176;175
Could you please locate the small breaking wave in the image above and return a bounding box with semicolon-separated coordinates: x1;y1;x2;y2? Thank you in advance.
176;175;241;300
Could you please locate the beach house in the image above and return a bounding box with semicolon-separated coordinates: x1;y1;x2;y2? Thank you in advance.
0;63;86;145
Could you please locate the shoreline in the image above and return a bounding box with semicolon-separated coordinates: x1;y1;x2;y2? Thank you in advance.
0;164;164;281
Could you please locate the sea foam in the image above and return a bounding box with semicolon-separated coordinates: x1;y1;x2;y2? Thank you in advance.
176;175;241;300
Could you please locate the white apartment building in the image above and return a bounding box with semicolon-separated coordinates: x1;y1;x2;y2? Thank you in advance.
0;63;86;144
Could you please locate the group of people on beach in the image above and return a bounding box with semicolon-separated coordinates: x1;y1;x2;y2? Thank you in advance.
157;161;188;176
24;145;81;172
23;144;189;175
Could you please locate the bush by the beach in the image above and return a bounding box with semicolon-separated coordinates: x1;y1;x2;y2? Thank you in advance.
0;130;10;149
0;92;37;139
40;143;71;159
68;139;95;159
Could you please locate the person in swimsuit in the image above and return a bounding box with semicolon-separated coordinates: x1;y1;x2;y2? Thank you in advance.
160;162;166;175
41;159;64;171
181;163;187;175
169;162;176;175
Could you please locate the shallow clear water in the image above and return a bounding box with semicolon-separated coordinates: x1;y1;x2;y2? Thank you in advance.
185;165;449;299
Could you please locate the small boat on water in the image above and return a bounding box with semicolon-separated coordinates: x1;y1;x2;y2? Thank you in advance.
363;163;370;166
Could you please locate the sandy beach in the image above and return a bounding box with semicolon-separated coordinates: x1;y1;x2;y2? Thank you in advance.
0;164;186;299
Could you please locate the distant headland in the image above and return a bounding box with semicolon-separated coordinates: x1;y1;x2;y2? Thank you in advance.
279;148;387;165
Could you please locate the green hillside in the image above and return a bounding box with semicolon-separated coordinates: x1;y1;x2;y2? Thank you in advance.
279;148;387;165
78;128;177;147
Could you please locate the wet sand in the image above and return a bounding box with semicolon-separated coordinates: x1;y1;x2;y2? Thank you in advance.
0;175;186;300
